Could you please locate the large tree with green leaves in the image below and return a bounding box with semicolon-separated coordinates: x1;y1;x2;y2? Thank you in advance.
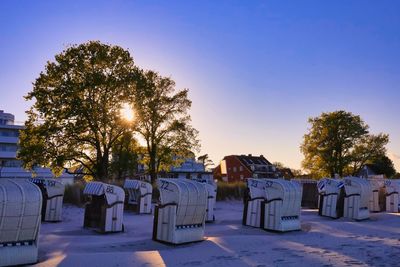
301;110;389;178
365;155;397;178
110;132;140;181
132;70;199;182
18;41;139;180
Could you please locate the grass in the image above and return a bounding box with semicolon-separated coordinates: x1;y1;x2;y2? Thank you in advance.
216;181;246;201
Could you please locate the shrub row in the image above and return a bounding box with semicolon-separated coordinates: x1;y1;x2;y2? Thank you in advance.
63;180;247;206
216;181;246;201
63;180;160;206
63;181;86;206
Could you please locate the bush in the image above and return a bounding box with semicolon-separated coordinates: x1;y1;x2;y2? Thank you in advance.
63;179;154;206
63;181;86;206
216;181;246;201
63;179;246;206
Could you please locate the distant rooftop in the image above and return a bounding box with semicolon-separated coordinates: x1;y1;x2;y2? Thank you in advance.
0;110;15;125
236;154;272;166
170;158;205;173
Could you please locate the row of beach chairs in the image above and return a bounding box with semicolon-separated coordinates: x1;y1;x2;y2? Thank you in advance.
0;176;399;266
0;177;216;266
317;177;400;219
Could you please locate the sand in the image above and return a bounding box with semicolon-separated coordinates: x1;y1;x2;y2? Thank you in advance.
33;201;400;267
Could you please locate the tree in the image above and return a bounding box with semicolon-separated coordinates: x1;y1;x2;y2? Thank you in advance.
198;154;215;170
273;162;286;169
18;41;139;181
291;169;304;177
301;110;389;178
110;132;140;181
347;134;389;176
273;161;302;177
366;155;396;178
132;70;199;182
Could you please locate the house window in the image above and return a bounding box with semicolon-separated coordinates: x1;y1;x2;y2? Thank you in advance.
240;175;244;180
239;166;243;172
233;166;237;172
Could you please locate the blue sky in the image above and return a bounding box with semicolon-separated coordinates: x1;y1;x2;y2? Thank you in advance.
1;0;400;171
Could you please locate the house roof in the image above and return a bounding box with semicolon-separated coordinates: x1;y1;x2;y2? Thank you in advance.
235;154;272;166
220;154;276;175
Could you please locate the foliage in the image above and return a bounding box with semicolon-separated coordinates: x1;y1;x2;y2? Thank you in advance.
273;161;302;177
346;134;389;175
63;179;126;206
272;162;285;169
367;155;396;178
291;169;304;177
301;110;389;178
110;132;140;180
132;70;199;182
197;153;215;170
63;181;85;206
18;41;139;180
216;181;246;201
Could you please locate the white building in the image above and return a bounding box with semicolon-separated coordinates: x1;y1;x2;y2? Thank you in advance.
167;157;213;181
0;110;73;184
0;110;23;168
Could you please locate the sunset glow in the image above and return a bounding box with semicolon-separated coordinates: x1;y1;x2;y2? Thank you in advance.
121;103;134;121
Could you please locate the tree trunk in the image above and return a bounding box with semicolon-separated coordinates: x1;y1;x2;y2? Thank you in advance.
96;150;109;182
149;147;157;184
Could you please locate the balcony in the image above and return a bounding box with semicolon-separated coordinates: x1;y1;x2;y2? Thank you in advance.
0;124;24;130
250;165;276;172
0;136;19;144
0;151;17;159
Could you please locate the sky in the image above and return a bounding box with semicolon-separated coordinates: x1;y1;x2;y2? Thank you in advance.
1;0;400;171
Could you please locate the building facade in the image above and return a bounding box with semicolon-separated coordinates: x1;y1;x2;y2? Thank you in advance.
162;157;214;181
0;110;23;168
0;110;73;183
213;154;280;182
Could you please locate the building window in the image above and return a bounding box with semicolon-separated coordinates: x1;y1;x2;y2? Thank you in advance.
233;166;237;172
0;144;17;152
2;160;21;167
240;175;244;180
239;166;243;171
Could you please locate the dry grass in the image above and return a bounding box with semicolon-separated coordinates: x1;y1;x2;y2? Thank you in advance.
63;179;247;205
216;181;246;201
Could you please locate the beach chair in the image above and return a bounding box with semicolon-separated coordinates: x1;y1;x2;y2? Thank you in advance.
0;179;42;266
153;178;207;244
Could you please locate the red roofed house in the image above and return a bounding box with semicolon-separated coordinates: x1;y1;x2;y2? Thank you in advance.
213;154;279;182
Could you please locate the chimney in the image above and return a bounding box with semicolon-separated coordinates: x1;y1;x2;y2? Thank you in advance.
248;154;252;157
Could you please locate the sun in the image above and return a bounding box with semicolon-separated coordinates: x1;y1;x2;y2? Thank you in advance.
120;103;134;121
